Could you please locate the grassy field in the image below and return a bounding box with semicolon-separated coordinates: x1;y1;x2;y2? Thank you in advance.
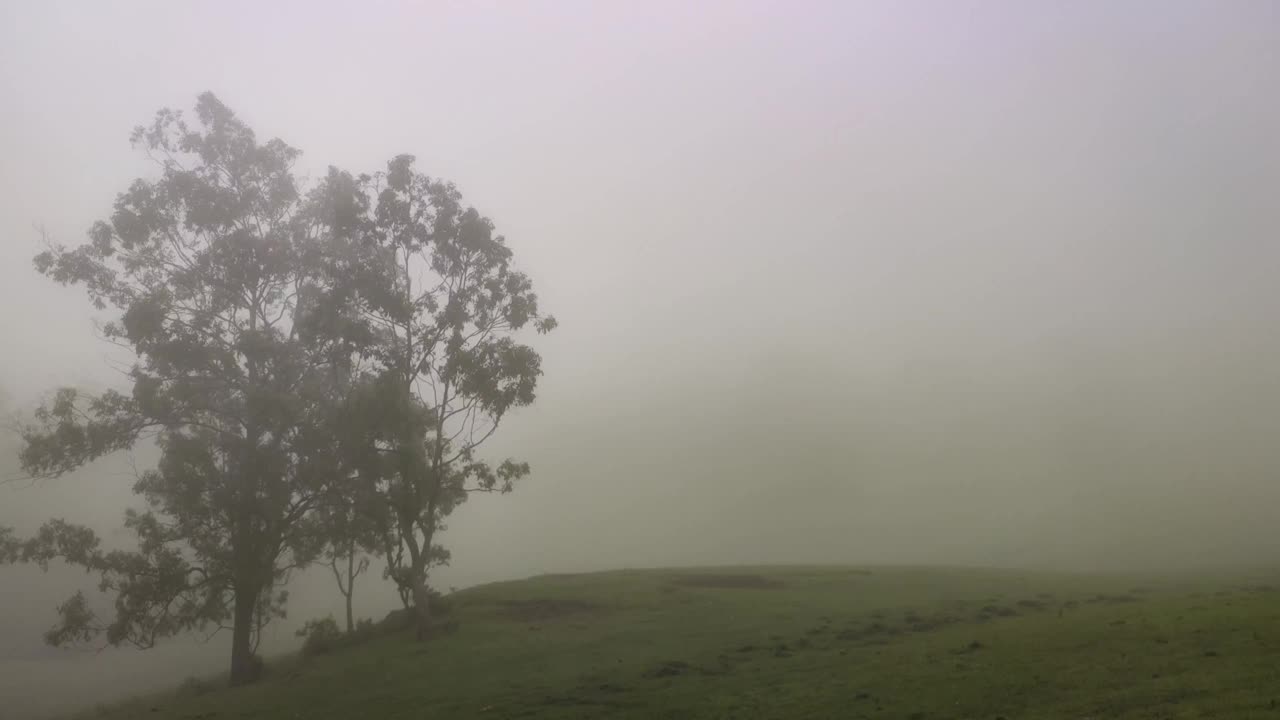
80;565;1280;719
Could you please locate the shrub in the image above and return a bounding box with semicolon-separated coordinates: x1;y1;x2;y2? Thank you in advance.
296;616;394;657
376;593;454;633
296;616;343;656
377;608;413;632
430;588;455;617
176;676;214;697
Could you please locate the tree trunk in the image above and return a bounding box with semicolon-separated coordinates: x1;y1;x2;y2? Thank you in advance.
412;578;431;640
228;585;259;686
345;552;355;634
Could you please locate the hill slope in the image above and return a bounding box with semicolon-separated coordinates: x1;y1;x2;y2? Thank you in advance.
80;566;1280;719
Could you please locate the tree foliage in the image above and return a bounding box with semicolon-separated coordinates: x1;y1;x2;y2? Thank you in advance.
315;481;379;633
19;93;338;684
16;91;556;684
305;156;555;630
0;526;21;565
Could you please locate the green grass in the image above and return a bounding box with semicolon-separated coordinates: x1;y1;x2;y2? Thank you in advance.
80;565;1280;719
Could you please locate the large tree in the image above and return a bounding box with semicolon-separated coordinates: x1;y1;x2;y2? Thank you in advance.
19;93;339;684
305;157;555;633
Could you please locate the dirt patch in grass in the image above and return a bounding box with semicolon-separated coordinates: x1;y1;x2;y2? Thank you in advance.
909;613;961;633
498;599;603;622
668;574;785;590
837;620;890;642
644;659;723;678
976;605;1019;620
1084;593;1140;605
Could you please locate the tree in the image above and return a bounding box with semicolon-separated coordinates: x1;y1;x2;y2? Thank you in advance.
0;526;19;565
19;93;340;685
317;485;378;634
306;157;555;634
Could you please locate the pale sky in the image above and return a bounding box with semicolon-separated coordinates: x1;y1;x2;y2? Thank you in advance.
1;1;1278;715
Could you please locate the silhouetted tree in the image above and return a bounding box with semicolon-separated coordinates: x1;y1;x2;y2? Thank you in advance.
0;526;18;565
18;94;341;685
305;157;555;635
316;483;379;633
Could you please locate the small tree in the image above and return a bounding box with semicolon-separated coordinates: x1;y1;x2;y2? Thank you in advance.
0;526;19;565
306;157;555;634
317;488;378;634
19;94;340;685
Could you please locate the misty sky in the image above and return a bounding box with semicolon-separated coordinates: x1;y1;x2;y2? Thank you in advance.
1;1;1278;715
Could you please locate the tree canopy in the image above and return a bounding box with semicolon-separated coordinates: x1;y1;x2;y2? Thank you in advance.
303;156;556;631
11;92;545;686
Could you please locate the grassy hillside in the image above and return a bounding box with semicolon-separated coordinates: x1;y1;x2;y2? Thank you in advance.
80;566;1280;719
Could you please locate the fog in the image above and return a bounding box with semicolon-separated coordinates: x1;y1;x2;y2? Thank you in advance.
2;1;1278;716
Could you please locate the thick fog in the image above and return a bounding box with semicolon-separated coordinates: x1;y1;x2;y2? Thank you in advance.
2;1;1278;716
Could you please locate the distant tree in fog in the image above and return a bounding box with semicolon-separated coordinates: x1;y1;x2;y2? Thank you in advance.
0;526;19;565
315;479;380;634
303;156;556;636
